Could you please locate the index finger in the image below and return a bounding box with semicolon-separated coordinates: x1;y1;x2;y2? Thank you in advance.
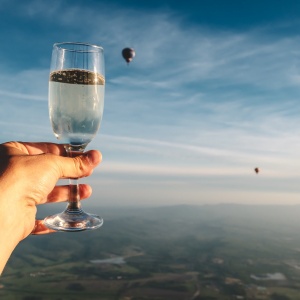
1;141;67;156
31;220;56;235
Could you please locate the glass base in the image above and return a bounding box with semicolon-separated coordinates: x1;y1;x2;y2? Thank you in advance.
44;209;103;232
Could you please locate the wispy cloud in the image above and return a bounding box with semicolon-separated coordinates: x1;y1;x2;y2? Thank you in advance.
98;160;299;178
0;90;46;101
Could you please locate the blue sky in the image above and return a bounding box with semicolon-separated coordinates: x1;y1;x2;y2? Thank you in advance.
1;0;300;207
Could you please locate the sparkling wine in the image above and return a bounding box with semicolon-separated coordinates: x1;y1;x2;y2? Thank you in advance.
49;69;105;146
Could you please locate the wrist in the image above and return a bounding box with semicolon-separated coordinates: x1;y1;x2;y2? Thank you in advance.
0;227;20;274
0;191;25;274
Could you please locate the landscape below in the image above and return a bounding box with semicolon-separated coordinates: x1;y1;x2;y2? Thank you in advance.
2;204;300;300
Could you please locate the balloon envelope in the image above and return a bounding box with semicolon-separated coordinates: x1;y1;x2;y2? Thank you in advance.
254;167;259;174
122;48;135;63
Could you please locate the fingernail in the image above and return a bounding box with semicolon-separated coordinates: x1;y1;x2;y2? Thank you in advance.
85;151;101;165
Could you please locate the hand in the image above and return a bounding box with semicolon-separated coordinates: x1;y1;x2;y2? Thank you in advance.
0;141;102;273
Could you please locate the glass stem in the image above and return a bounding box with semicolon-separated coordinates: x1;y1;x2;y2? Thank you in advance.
64;145;87;213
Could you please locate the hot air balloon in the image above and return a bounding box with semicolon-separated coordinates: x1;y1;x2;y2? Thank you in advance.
122;48;135;64
254;167;259;174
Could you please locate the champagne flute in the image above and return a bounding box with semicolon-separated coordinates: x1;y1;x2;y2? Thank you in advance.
44;42;105;231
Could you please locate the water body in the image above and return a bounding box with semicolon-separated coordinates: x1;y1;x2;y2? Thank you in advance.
250;272;286;281
90;257;126;265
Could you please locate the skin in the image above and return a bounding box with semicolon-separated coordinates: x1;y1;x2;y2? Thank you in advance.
0;141;102;274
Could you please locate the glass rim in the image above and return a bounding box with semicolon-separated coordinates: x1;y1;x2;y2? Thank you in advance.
53;42;104;52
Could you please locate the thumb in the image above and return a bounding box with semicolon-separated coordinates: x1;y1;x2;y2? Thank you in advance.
54;150;102;179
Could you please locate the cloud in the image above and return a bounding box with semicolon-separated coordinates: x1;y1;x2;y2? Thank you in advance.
0;68;48;97
0;90;46;101
98;160;297;178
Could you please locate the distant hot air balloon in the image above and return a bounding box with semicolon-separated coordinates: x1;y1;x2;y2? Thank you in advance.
254;167;259;174
122;48;135;64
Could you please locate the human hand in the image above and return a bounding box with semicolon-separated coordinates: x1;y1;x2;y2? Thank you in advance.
0;141;101;272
